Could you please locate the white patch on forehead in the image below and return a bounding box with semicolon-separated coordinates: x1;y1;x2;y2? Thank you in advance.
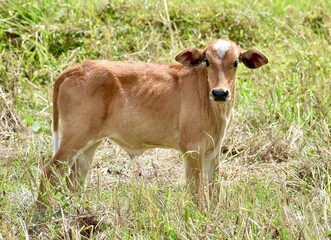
214;40;231;58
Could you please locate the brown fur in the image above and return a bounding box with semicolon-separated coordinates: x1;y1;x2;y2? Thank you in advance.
37;38;268;211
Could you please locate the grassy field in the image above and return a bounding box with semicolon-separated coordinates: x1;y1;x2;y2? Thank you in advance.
0;0;330;239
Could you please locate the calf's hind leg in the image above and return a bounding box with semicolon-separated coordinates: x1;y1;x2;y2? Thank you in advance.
36;135;97;212
68;141;101;190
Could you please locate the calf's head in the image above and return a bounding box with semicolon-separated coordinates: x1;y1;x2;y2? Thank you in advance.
175;38;268;102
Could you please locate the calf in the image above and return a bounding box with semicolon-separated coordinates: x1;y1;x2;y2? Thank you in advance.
37;38;268;209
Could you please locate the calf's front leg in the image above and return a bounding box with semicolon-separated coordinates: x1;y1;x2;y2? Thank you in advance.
183;149;205;205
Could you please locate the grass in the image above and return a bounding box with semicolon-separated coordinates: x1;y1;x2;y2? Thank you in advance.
0;0;330;239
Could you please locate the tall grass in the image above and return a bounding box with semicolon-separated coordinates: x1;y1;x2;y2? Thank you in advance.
0;0;330;239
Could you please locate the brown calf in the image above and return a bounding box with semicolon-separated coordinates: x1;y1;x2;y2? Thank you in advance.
37;38;268;209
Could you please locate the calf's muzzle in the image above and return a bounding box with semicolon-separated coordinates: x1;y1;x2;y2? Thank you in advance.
211;89;230;102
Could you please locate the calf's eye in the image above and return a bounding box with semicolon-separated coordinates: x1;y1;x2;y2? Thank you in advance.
233;59;239;68
203;59;210;67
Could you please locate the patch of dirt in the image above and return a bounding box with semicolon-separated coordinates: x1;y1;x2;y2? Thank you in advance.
89;141;185;189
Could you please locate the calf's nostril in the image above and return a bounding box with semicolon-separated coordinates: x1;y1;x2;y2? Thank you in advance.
221;90;229;98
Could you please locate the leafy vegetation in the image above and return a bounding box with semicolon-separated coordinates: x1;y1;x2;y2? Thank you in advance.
0;0;330;239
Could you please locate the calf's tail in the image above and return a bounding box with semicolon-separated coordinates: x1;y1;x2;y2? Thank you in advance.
52;72;66;155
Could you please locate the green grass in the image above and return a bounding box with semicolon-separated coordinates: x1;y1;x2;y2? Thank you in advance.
0;0;330;239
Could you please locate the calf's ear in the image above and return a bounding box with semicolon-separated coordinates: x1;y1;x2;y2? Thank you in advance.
240;49;268;69
175;48;205;67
